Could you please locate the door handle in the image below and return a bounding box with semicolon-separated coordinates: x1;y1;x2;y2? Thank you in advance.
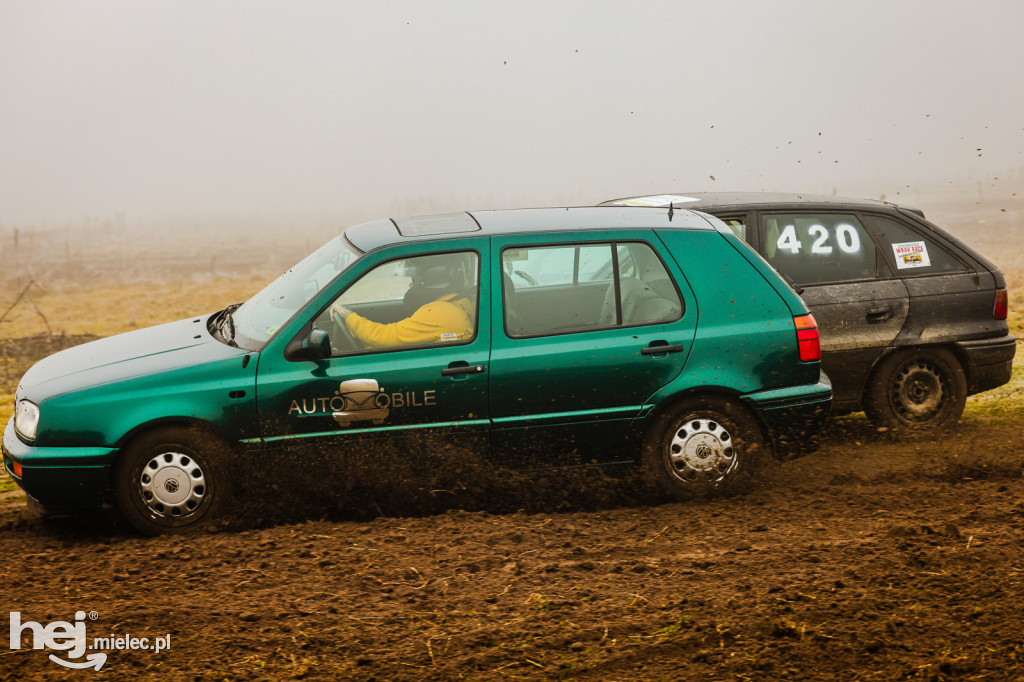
441;363;486;377
641;343;685;356
866;304;892;323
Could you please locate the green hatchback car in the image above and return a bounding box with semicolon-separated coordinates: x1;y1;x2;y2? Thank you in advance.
3;206;831;534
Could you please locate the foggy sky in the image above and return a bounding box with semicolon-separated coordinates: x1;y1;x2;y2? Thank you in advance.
2;0;1023;228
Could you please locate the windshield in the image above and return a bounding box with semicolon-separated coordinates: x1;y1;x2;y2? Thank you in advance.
231;235;360;348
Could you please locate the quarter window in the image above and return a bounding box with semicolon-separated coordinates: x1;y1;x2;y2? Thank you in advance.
864;215;967;275
762;213;878;285
502;241;682;337
719;217;748;241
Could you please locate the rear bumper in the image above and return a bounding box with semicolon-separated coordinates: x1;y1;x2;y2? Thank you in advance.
742;372;833;459
957;334;1017;394
2;417;113;508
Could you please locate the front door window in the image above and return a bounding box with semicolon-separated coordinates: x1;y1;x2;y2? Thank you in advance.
314;251;479;355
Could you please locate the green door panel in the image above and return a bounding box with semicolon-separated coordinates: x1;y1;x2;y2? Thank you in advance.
489;231;697;464
255;238;491;455
256;344;490;448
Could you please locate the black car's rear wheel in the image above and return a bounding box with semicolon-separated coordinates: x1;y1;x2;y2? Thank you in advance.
113;426;227;535
642;396;767;499
863;347;967;433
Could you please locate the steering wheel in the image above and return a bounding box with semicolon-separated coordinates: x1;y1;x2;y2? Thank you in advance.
330;310;361;353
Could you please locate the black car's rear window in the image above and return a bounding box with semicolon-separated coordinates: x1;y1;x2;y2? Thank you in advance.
864;215;968;275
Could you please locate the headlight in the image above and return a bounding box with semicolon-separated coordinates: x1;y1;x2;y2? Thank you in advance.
15;400;40;441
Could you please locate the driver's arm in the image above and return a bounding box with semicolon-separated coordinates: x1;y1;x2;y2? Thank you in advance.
332;300;470;349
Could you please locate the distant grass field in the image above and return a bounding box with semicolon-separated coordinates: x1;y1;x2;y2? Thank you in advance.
0;274;271;425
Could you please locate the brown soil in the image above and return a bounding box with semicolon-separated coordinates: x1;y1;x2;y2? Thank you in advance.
3;416;1023;681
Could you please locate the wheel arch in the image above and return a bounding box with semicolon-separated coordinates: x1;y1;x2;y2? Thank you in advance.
637;387;770;459
861;342;966;406
861;343;968;431
114;417;239;461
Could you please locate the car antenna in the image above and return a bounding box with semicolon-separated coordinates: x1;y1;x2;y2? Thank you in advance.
667;202;674;221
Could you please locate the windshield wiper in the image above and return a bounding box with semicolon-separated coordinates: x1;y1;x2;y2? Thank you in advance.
217;303;241;346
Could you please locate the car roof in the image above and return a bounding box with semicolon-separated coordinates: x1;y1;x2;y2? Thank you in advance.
599;192;926;218
344;205;720;253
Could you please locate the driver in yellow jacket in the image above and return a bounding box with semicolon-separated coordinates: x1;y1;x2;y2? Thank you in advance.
330;265;475;349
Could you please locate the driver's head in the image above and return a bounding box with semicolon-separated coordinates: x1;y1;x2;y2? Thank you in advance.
405;263;460;311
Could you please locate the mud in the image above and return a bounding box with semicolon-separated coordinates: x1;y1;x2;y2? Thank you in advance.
3;416;1023;681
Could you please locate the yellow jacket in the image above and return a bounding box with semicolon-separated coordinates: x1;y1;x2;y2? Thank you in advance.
343;294;475;349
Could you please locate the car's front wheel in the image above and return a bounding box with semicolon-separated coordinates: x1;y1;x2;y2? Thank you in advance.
113;426;227;535
863;347;967;433
642;396;767;499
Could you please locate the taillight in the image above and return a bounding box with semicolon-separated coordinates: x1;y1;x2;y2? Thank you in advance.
794;313;821;362
993;288;1008;320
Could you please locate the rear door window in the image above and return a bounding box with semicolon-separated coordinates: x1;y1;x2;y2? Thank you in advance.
863;214;968;275
501;241;682;337
762;213;878;285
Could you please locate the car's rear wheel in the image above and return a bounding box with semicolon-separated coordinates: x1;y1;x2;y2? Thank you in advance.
863;347;967;433
113;426;227;535
642;396;767;499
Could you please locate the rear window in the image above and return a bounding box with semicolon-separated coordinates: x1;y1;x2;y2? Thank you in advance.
864;215;968;275
762;213;878;285
719;217;748;241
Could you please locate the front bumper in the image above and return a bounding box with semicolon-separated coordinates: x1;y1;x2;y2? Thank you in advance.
742;372;833;459
2;417;115;508
957;334;1017;395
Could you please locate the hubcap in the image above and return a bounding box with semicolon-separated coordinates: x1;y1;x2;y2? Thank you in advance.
139;451;207;518
667;418;738;485
891;358;948;422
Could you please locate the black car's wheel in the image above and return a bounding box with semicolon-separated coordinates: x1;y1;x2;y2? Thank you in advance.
863;347;967;433
642;396;767;499
113;426;227;535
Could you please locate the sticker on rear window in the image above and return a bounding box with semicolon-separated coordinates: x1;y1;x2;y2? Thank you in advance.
892;241;931;269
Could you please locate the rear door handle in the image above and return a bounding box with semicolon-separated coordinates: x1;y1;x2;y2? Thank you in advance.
641;343;685;356
441;363;486;377
866;304;892;323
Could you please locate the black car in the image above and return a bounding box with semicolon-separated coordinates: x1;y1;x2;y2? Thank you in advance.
600;193;1016;432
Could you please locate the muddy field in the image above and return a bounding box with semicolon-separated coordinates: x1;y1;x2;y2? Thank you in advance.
1;198;1023;680
2;418;1024;681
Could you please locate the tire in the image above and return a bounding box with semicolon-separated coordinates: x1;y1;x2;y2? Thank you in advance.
113;426;227;535
863;347;967;433
641;396;768;499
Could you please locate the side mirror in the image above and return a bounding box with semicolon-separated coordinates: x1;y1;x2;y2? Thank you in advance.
286;328;332;361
